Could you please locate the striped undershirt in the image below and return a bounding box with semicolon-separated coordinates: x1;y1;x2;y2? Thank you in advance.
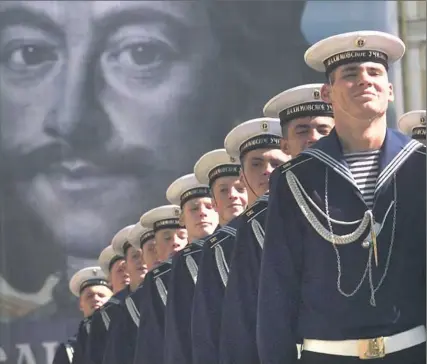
344;150;380;209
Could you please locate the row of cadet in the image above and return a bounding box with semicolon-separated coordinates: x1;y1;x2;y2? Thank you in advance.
53;29;426;364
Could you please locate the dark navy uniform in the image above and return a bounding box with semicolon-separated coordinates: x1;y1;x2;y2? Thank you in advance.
53;337;77;364
85;286;129;364
257;129;426;363
102;284;144;364
163;240;205;364
133;260;172;364
218;194;269;364
71;317;91;364
191;218;241;364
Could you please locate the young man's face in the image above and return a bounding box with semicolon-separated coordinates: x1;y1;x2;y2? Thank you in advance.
181;197;218;241
125;246;145;286
211;176;247;225
281;116;334;158
109;258;130;293
240;148;290;205
79;284;112;317
322;62;393;124
141;239;158;271
154;227;188;261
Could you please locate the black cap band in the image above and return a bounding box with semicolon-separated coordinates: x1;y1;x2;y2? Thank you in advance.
324;50;388;77
108;255;124;272
279;102;333;126
208;164;240;187
180;187;210;208
412;126;426;140
153;218;181;232
239;134;281;157
140;230;155;247
79;279;109;295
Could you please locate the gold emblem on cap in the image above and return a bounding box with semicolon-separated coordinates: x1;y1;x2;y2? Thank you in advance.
261;121;269;132
355;37;365;48
421;116;426;125
174;208;180;216
230;156;236;163
313;90;320;100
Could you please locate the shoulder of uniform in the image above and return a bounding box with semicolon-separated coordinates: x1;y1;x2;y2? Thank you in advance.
279;154;313;174
183;241;205;254
152;261;172;277
207;225;237;248
415;144;426;156
241;195;269;224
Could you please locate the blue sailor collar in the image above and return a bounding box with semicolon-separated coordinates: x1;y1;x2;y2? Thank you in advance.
301;127;422;195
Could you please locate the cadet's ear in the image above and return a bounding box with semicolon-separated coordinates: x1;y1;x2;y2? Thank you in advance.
280;137;289;155
388;83;394;102
321;83;332;103
78;296;84;313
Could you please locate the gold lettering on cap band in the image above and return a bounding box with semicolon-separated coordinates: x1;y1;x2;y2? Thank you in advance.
153;218;181;232
140;230;155;246
279;102;333;126
324;50;388;75
239;134;281;156
79;279;109;294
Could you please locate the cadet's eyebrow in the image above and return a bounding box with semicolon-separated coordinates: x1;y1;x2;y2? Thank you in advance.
0;5;64;38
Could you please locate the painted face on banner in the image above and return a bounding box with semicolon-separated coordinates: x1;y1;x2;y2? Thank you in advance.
0;1;220;257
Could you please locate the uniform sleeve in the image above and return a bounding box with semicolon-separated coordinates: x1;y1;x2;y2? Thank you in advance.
191;244;225;364
102;307;136;364
133;273;168;364
85;310;104;364
257;170;304;364
219;227;261;364
52;343;72;364
164;255;197;364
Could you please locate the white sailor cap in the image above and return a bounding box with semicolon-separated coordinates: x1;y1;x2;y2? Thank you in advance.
194;149;241;187
69;266;109;297
166;174;210;207
304;30;405;76
98;245;124;276
224;118;281;158
398;110;426;140
140;205;182;233
128;223;155;250
111;225;135;256
263;84;334;126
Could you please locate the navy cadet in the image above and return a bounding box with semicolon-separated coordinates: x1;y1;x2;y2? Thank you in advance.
52;267;112;364
219;84;334;364
258;30;426;364
101;224;149;364
398;110;426;145
191;118;289;364
133;205;188;364
84;245;129;364
163;173;223;364
102;224;157;364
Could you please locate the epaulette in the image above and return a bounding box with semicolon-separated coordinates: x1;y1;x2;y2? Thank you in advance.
415;143;426;155
182;239;205;256
280;154;313;174
151;261;172;279
207;225;237;250
241;194;269;224
108;297;121;305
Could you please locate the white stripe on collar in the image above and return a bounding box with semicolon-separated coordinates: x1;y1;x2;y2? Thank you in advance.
375;139;421;193
302;148;357;187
